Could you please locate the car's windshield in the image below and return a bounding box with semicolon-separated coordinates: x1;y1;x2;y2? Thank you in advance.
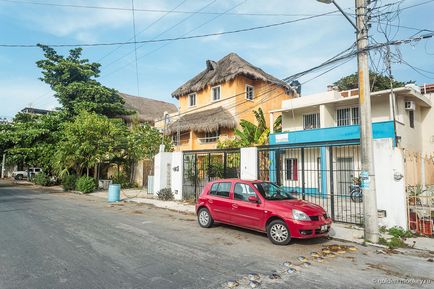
253;182;296;200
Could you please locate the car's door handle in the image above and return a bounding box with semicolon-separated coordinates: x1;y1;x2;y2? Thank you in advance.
232;204;238;209
208;199;213;204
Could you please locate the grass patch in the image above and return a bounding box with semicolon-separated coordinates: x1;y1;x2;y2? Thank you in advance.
378;226;413;249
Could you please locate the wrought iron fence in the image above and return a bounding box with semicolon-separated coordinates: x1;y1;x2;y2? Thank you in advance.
182;149;240;201
258;143;363;225
407;185;434;236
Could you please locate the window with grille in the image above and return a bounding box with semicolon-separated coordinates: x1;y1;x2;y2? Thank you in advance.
211;86;221;101
409;110;415;128
246;85;254;100
188;93;196;107
303;113;320;130
203;131;219;143
286;158;298;181
337;107;360;126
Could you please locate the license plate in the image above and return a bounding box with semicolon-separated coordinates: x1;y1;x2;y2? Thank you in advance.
320;225;327;232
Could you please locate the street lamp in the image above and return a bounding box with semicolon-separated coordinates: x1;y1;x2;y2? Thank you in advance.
316;0;379;243
317;0;358;31
160;111;170;153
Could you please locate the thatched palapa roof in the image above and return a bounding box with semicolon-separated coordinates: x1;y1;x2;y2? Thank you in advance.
119;93;177;123
172;53;291;99
166;106;236;134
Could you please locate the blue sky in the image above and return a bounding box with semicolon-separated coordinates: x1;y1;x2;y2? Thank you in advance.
0;0;433;119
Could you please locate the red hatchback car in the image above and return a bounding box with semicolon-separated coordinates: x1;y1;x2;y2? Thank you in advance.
195;179;332;245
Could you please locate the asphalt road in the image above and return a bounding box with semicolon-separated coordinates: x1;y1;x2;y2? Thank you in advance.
0;183;433;289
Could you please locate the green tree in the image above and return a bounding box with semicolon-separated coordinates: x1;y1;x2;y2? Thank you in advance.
235;108;271;147
1;112;65;173
217;109;282;148
54;111;128;177
125;121;172;182
333;71;414;92
36;44;131;118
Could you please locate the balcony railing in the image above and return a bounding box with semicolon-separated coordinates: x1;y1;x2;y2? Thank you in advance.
198;136;219;144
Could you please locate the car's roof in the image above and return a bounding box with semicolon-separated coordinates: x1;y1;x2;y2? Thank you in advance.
210;179;263;184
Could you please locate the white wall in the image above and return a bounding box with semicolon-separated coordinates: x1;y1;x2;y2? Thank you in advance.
240;147;258;180
373;139;407;228
320;104;335;128
170;152;183;200
153;152;172;195
420;92;434;154
395;95;424;153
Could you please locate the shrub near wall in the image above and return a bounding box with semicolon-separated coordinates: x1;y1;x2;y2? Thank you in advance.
33;172;51;186
62;175;77;191
157;188;174;201
75;176;97;193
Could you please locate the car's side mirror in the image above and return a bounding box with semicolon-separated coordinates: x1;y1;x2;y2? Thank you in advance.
248;196;259;203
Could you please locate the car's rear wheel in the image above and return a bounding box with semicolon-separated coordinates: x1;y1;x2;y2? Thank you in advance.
267;220;291;245
197;207;214;228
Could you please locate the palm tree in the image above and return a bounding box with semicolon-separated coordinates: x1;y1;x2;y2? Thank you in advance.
235;108;282;147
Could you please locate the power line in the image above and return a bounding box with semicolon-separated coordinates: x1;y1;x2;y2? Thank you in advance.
0;0;342;17
0;11;340;48
157;32;434;124
96;0;189;62
131;0;139;96
100;0;219;73
101;0;248;79
156;43;360;124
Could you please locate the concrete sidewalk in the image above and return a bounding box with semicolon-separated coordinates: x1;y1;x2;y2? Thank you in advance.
89;189;433;252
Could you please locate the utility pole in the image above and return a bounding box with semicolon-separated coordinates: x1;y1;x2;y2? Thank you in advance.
160;111;169;153
356;0;379;243
1;153;5;179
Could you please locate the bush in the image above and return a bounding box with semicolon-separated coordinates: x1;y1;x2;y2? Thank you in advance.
157;188;174;201
62;174;77;191
388;226;413;239
33;172;50;186
75;176;97;193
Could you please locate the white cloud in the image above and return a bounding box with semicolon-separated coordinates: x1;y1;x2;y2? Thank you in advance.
11;0;174;42
0;77;55;118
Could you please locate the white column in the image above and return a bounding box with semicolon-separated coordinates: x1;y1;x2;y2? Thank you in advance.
153;152;172;195
269;112;274;134
241;147;258;180
170;152;183;200
373;139;407;228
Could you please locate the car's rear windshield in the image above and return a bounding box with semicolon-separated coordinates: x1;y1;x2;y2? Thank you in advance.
253;182;296;201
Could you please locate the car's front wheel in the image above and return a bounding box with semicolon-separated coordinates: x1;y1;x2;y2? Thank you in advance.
14;174;23;180
197;207;214;228
267;220;291;245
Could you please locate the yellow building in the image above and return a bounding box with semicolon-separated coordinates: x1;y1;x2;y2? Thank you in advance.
164;53;297;151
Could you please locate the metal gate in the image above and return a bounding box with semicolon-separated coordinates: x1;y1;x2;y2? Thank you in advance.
258;143;363;225
183;149;241;201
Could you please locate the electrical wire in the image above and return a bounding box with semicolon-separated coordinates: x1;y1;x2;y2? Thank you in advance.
131;0;140;96
0;11;342;48
101;0;248;79
0;0;343;17
96;0;189;62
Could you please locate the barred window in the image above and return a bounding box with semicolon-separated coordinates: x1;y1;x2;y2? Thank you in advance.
286;158;298;181
337;107;359;126
188;93;196;107
246;85;254;100
303;113;320;130
212;86;221;101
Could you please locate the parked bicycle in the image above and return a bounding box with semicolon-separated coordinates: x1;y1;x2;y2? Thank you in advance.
350;176;363;203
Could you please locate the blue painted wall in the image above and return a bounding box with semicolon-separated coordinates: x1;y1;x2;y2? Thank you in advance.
270;120;396;145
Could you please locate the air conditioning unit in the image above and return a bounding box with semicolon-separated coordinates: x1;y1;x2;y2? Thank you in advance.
404;100;416;111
